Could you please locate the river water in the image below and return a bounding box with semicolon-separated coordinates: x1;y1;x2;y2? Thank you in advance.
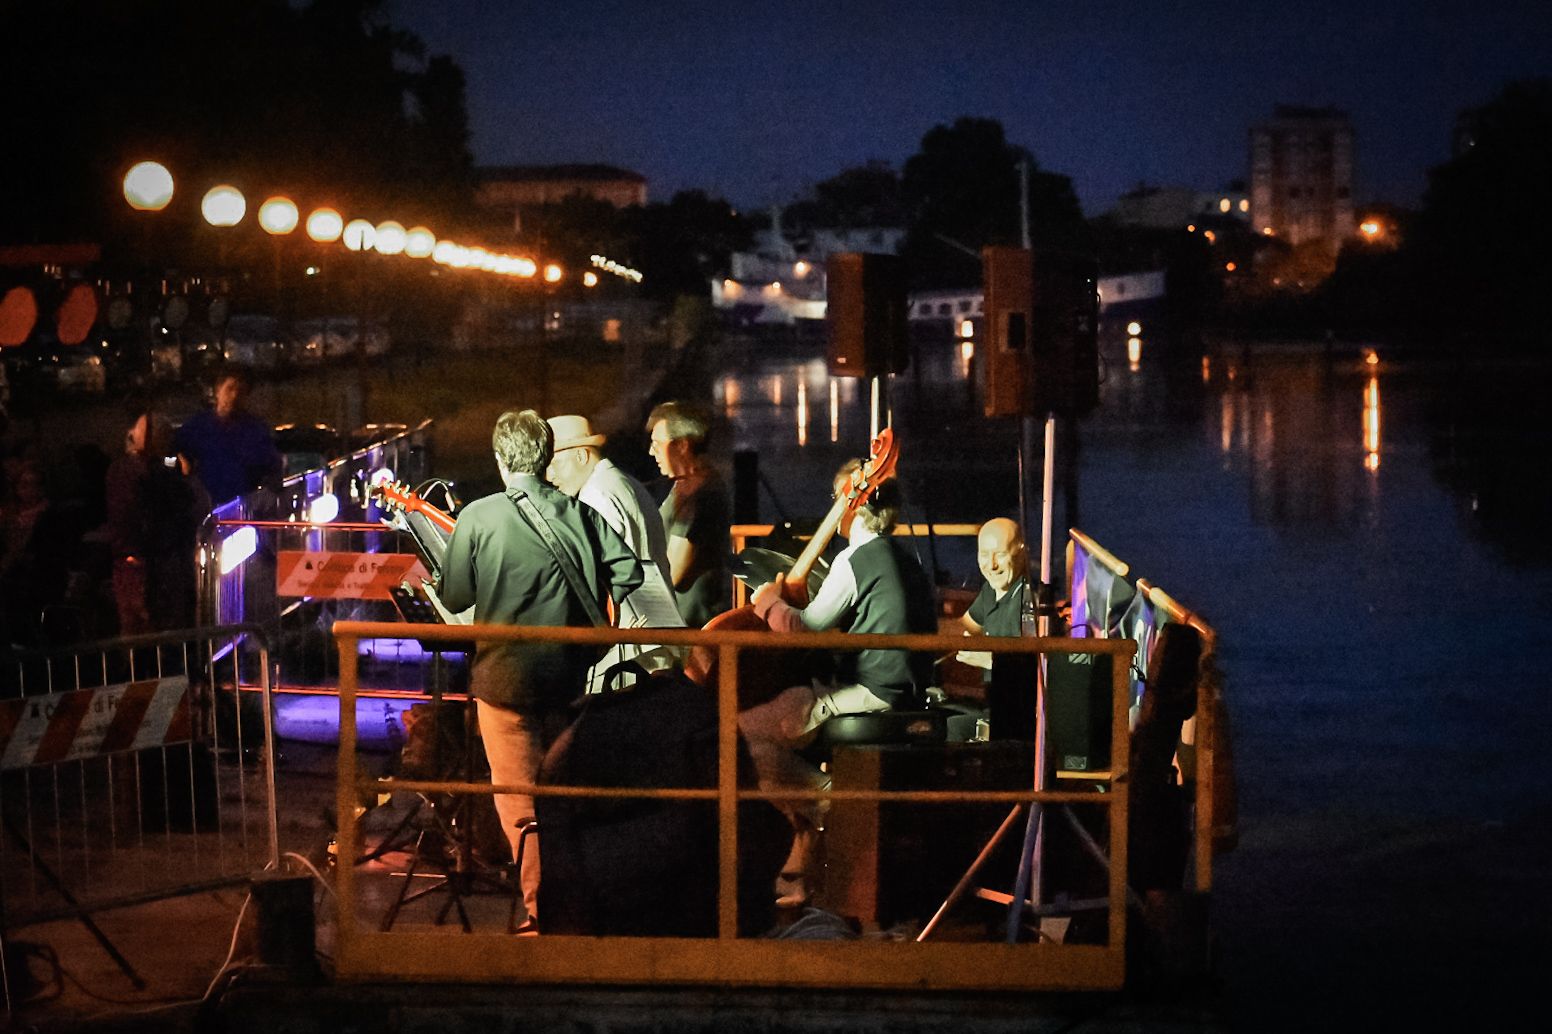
685;327;1552;1029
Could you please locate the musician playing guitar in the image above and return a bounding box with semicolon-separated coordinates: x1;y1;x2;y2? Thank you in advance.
740;452;938;908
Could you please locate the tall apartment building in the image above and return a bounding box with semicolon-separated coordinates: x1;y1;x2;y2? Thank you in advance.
1249;106;1355;253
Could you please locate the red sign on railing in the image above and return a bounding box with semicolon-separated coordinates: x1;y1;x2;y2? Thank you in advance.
276;551;428;600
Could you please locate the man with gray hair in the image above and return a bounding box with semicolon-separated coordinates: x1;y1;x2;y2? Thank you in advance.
439;409;642;931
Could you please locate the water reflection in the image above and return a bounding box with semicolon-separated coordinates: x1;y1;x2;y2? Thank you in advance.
706;327;1551;565
796;375;808;447
1363;374;1381;473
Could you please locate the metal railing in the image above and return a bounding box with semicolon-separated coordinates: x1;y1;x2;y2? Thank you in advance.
330;620;1135;992
1067;528;1232;894
1;625;279;999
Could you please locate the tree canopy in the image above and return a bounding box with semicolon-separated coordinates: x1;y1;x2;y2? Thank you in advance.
0;0;474;244
1408;79;1552;345
899;117;1087;287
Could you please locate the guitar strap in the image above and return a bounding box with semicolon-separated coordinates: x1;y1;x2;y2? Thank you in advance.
508;490;610;628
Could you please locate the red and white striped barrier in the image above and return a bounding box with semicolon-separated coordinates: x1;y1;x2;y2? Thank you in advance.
0;677;194;770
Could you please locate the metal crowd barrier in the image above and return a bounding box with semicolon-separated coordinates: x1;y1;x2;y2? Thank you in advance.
196;421;436;696
330;620;1135;992
0;625;279;994
199;419;435;632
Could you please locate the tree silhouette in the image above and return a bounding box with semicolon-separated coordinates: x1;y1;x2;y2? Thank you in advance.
0;0;473;246
899;117;1086;287
1410;79;1552;347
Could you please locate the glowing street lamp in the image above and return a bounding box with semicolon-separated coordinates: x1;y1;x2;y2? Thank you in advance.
123;161;174;211
543;263;563;283
582;270;599;287
258;196;299;235
373;220;407;256
404;226;435;258
202;185;246;227
342;219;375;252
306;207;344;243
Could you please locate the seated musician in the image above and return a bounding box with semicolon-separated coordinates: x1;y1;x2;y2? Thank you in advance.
741;462;937;905
956;517;1029;676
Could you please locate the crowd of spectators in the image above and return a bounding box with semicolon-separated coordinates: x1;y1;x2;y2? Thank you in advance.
0;365;279;652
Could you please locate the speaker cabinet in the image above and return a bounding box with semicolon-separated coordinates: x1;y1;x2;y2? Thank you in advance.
1031;252;1100;418
981;246;1033;417
826;252;908;377
981;248;1101;418
823;740;1035;929
988;652;1113;772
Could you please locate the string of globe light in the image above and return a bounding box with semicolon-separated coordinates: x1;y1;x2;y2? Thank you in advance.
122;160;634;287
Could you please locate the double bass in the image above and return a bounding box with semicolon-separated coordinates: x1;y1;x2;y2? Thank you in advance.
684;428;900;701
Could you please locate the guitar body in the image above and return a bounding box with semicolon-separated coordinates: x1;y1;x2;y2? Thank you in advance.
684;605;826;708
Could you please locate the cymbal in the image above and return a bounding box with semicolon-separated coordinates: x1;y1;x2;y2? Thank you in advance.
731;547;828;598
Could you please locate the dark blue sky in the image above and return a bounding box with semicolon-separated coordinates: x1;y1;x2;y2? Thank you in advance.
393;0;1551;215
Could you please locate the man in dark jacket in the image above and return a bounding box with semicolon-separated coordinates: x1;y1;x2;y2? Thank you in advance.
439;409;642;930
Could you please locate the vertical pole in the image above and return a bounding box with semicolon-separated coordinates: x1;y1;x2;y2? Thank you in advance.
716;644;740;940
261;645;280;870
869;375;881;439
335;633;360;971
1006;413;1059;940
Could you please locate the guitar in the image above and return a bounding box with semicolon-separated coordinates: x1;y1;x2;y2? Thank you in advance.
371;480;471;625
686;427;901;694
372;480;457;536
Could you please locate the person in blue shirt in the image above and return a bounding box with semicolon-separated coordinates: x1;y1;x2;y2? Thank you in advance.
174;367;281;507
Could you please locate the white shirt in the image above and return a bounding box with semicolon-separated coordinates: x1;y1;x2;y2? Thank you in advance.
578;458;681;627
754;524;881;633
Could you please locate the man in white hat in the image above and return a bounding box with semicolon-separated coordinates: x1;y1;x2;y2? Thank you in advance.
546;414;684;684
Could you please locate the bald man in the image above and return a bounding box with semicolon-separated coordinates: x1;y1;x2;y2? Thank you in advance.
958;518;1029;671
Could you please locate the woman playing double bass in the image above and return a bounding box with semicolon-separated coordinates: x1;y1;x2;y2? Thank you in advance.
739;459;938;907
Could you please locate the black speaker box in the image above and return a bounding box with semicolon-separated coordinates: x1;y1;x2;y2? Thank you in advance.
988;652;1114;772
826;252;908;377
824;740;1035;928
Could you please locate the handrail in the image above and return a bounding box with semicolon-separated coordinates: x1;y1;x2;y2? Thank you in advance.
1069;528;1129;579
331;618;1136;990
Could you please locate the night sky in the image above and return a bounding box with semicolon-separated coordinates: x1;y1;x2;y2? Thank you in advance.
394;0;1550;215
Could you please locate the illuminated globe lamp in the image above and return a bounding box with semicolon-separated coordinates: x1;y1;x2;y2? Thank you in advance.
123;161;174;211
258;196;299;235
306;207;344;244
582;271;599;288
202;185;247;227
404;226;436;259
342;219;376;252
543;263;563;284
373;220;407;256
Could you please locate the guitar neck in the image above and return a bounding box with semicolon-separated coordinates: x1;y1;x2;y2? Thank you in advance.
787;494;848;589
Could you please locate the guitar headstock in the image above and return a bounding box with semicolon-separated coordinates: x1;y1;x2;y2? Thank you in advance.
373;479;417;514
371;480;457;533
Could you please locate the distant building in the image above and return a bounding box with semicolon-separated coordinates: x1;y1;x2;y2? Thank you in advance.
711;208;906;324
474;164;647;230
1249;106;1355;253
1107;185;1249;230
906;271;1164;331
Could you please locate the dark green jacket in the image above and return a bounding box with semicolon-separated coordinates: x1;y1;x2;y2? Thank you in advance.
440;474;643;711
